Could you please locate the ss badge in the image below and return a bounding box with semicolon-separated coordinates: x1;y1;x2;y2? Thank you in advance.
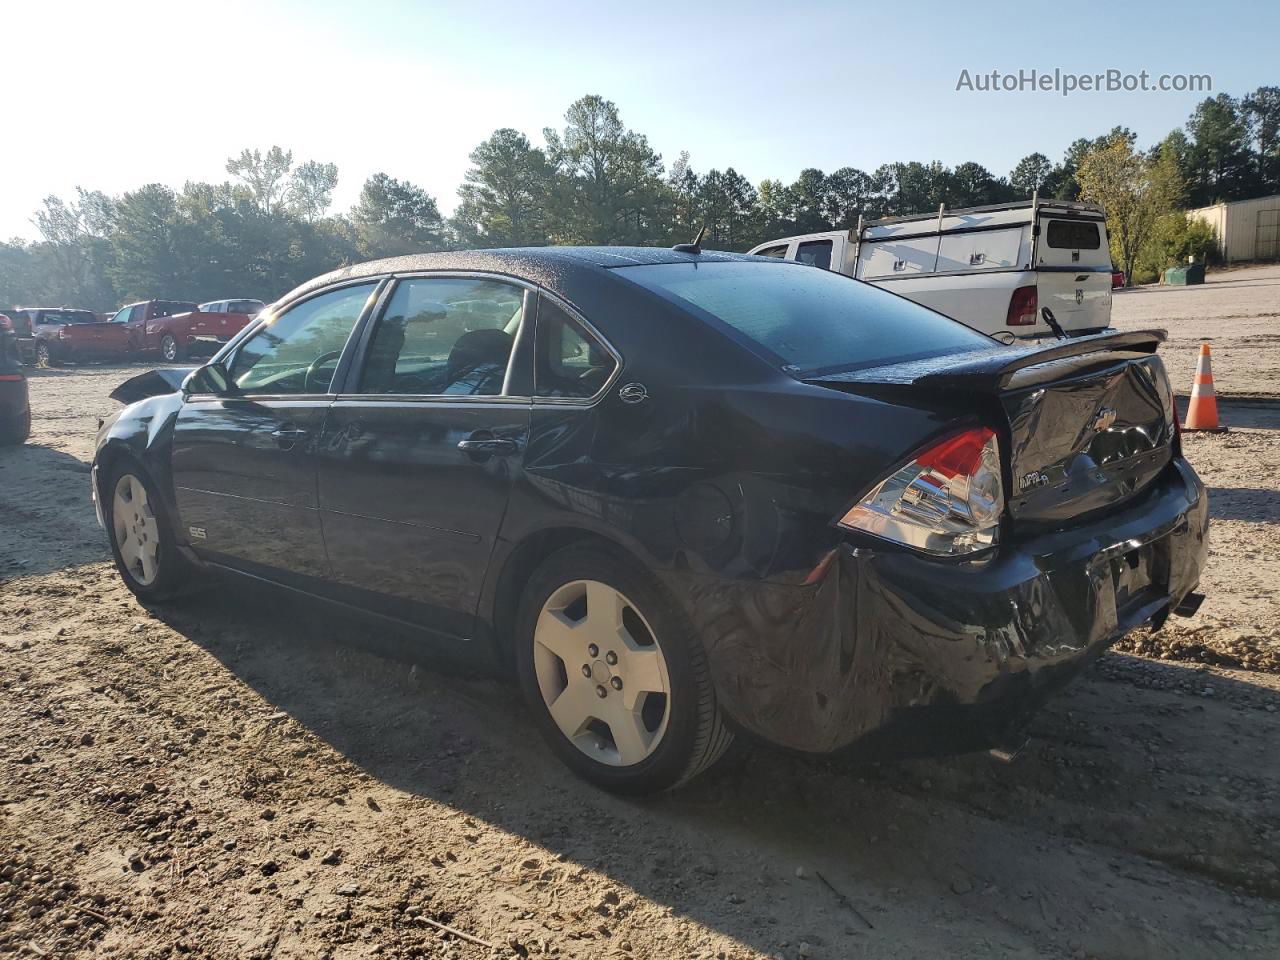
189;526;207;540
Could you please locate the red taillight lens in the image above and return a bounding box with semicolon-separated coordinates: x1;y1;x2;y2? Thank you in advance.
0;315;11;331
1006;285;1038;326
838;426;1004;556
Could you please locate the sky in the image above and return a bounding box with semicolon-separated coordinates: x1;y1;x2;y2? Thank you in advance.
4;0;1277;240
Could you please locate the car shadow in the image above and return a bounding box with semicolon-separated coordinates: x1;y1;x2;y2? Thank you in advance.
1206;486;1280;523
138;586;1280;954
0;442;106;578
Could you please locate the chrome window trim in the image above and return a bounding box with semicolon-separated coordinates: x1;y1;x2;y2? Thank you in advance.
323;269;624;409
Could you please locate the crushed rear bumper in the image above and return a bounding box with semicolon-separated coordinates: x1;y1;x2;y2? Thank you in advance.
675;459;1208;756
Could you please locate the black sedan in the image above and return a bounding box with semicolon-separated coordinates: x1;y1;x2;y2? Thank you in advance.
92;247;1208;793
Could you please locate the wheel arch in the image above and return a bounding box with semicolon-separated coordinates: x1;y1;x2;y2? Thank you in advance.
482;524;651;671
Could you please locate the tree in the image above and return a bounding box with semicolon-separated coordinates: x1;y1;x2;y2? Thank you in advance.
824;167;874;228
697;169;758;250
30;189;117;307
287;161;339;222
454;129;553;247
1185;95;1256;204
353;173;445;257
226;146;295;214
1009;153;1054;197
1077;139;1181;287
1243;86;1280;192
543;95;665;244
948;162;1008;207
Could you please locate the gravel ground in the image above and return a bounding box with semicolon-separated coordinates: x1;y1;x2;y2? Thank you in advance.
1;340;1278;959
1111;263;1280;398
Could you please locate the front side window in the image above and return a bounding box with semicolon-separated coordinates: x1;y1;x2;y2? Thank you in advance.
112;306;136;323
534;298;616;399
618;260;991;377
357;277;524;396
231;283;376;395
796;239;833;270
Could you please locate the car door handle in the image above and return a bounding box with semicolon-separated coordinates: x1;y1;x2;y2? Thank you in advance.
457;437;517;455
272;425;310;449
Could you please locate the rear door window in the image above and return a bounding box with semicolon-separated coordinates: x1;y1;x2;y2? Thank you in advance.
356;277;525;397
795;240;833;270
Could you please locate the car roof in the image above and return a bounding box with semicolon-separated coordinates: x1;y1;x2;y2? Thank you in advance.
278;246;765;307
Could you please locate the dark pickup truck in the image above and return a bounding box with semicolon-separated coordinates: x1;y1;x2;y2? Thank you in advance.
15;307;131;366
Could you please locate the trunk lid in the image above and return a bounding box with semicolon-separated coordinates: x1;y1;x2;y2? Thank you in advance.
806;330;1177;528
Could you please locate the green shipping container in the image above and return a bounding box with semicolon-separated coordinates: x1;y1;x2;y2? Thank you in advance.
1164;263;1206;285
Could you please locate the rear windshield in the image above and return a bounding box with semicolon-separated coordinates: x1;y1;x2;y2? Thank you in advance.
41;310;99;324
1046;220;1101;249
617;260;992;376
154;301;198;318
227;299;266;314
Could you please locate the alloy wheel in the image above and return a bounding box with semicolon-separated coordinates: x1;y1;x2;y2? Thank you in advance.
161;335;177;362
112;473;161;586
532;579;671;767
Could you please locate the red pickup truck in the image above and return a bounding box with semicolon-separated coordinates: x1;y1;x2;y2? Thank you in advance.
114;298;264;361
22;308;131;366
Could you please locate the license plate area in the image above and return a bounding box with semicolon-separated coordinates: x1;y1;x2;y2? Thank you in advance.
1112;539;1169;615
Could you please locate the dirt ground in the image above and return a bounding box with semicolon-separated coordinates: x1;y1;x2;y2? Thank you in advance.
1111;263;1280;398
2;320;1279;957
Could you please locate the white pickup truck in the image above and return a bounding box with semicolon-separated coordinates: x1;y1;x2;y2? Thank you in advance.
748;196;1114;339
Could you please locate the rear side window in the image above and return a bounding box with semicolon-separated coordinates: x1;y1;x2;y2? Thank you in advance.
153;301;199;318
1046;220;1101;249
534;299;616;400
618;260;991;377
754;245;788;259
795;240;832;270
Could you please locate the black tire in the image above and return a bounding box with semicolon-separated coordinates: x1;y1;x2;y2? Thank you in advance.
35;342;56;368
515;545;732;794
102;459;191;602
160;334;182;363
0;406;30;445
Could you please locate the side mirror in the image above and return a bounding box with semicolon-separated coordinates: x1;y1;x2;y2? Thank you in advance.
184;361;232;397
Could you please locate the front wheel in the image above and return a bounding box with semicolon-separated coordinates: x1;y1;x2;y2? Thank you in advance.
515;545;732;793
104;462;190;601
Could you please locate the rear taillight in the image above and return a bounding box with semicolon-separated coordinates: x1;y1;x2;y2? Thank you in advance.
58;327;70;339
838;426;1004;556
0;316;11;331
1006;285;1038;326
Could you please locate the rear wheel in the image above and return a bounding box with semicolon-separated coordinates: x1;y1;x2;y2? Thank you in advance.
515;546;732;793
104;462;190;601
35;342;55;368
160;334;181;363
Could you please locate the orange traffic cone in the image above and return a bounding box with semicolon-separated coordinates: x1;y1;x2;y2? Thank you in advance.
1183;343;1226;432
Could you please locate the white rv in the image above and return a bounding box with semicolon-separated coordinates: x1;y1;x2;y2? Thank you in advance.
748;197;1114;339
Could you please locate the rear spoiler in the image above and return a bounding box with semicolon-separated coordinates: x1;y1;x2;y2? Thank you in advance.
109;367;196;405
806;330;1166;394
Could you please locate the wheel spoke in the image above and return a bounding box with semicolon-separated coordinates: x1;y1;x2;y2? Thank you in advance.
545;680;596;741
535;609;584;663
586;580;624;632
620;647;666;709
606;706;653;766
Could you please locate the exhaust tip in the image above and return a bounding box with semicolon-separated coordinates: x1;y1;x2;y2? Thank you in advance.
988;736;1028;764
1172;591;1205;618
